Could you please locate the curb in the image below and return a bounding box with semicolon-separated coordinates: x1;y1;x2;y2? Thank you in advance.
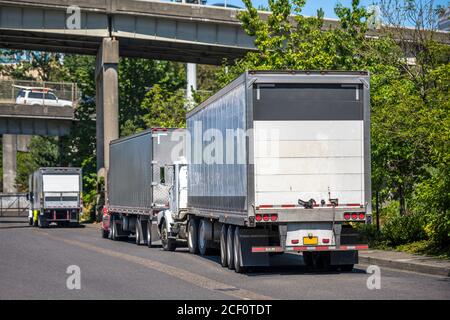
359;255;450;277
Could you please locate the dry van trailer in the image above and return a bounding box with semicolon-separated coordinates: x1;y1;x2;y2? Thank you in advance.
183;70;371;271
102;128;185;245
28;167;82;228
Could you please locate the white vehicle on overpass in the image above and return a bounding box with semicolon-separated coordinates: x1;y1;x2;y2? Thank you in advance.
14;85;73;107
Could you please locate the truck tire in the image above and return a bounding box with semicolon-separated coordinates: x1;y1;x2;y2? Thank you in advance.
161;220;176;251
233;226;245;273
29;217;33;226
188;218;199;254
303;252;313;268
101;228;109;238
198;219;212;256
226;225;235;270
38;215;47;228
220;224;228;267
135;218;142;245
146;220;153;248
110;218;118;241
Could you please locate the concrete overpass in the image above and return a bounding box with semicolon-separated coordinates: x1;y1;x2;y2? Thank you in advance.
0;0;256;64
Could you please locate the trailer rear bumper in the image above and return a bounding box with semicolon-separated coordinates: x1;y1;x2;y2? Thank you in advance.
251;244;368;253
43;209;80;222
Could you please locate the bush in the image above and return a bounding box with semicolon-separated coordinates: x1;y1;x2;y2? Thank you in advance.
381;213;427;246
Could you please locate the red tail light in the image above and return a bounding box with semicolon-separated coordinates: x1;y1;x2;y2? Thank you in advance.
263;214;269;221
359;213;365;220
344;213;351;220
291;239;299;244
270;214;278;221
322;238;330;244
255;214;262;222
351;213;358;220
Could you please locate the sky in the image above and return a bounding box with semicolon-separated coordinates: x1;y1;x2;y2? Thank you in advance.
206;0;449;21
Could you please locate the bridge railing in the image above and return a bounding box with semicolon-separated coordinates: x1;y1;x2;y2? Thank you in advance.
0;79;79;108
0;193;30;217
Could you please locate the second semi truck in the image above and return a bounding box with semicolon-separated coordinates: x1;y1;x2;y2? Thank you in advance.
102;71;371;273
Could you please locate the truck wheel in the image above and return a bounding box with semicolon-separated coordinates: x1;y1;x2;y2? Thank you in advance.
198;219;211;256
188;218;199;254
101;228;109;238
146;220;153;248
220;224;228;267
303;252;313;268
233;226;245;273
135;218;142;245
226;225;235;270
161;221;176;251
38;216;47;228
340;264;354;272
110;218;118;241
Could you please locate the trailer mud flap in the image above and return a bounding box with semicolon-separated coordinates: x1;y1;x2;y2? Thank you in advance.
238;228;278;267
330;250;358;265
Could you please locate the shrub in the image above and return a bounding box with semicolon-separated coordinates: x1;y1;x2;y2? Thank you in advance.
381;213;427;246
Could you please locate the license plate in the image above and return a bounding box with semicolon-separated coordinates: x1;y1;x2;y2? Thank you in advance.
303;236;318;245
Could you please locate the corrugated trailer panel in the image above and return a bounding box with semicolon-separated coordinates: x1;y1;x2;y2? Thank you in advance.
108;131;153;211
108;129;186;213
187;81;247;213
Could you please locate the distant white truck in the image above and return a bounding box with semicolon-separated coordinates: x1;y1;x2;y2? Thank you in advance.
28;167;82;228
14;85;73;107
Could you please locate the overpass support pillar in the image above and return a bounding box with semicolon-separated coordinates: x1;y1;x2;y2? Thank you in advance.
95;38;119;187
2;134;18;193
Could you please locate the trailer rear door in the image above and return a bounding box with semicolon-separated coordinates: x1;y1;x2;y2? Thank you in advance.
253;83;365;208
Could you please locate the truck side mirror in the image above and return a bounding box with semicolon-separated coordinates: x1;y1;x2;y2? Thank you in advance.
26;193;30;201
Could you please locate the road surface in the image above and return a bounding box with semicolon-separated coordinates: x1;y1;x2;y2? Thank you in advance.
1;217;449;300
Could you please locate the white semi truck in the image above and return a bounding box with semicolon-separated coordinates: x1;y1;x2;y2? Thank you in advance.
28;167;82;228
102;71;371;273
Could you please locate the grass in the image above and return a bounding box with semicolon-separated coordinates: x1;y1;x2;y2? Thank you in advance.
395;240;450;260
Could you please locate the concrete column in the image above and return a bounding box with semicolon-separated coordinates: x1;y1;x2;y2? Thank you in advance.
95;38;119;187
186;63;197;108
2;134;18;193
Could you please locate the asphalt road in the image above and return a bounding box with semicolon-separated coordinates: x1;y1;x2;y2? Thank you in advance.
1;217;449;300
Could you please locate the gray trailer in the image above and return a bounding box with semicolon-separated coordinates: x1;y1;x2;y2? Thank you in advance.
102;128;186;244
28;167;82;228
159;70;371;272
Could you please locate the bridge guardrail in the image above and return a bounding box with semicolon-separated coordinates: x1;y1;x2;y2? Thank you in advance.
0;193;30;217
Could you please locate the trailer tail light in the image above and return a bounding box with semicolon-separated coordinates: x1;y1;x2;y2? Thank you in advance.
270;214;278;221
322;238;330;244
291;239;299;244
351;213;358;220
255;214;262;222
359;213;365;220
263;214;270;222
344;213;351;220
